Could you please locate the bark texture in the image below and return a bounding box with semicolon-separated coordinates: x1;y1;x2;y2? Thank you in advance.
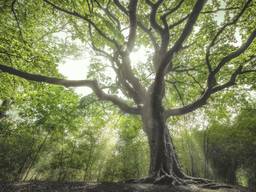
140;93;185;185
248;173;256;192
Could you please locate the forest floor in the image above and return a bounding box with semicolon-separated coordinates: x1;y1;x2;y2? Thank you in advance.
0;181;246;192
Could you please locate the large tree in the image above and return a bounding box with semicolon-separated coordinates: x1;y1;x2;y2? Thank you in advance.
0;0;255;185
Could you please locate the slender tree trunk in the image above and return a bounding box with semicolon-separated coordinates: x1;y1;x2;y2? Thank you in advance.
248;172;256;192
186;129;195;177
22;132;50;181
226;160;236;185
203;128;209;178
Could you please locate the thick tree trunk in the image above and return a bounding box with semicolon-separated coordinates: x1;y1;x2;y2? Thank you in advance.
141;95;185;184
148;125;184;178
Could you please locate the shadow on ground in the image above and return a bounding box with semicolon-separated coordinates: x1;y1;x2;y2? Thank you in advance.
0;181;245;192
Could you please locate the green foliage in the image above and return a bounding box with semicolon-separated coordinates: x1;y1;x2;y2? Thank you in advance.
207;108;256;185
0;80;149;181
101;115;149;182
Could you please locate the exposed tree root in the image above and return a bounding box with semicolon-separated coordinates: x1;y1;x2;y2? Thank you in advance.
126;175;237;190
198;183;233;189
183;175;212;184
154;174;185;185
126;174;186;186
125;176;155;184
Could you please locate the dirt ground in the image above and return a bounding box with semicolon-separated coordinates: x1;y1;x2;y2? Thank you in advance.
0;181;245;192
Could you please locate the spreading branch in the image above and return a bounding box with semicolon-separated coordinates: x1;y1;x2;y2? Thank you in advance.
213;28;256;75
44;0;146;105
0;64;140;114
165;28;256;118
205;0;252;75
43;0;120;49
152;0;207;104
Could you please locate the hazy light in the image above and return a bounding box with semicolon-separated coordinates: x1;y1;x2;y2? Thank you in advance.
129;46;152;67
58;55;92;96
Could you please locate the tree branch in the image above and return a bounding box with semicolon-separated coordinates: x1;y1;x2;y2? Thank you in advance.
165;44;256;118
94;0;121;30
11;0;25;42
213;28;256;75
172;82;185;106
165;88;212;117
168;14;189;30
152;0;207;102
0;64;140;114
126;0;138;52
162;1;256;118
205;0;252;75
162;0;185;19
241;69;256;74
201;6;240;14
211;65;243;93
43;0;120;49
113;0;159;50
146;0;164;34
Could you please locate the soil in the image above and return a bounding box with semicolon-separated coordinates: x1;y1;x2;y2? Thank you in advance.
0;181;246;192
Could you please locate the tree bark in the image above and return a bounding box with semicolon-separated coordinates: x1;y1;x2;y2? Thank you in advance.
141;95;185;184
248;172;256;192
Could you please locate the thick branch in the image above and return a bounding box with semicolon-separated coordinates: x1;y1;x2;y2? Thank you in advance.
113;0;158;50
165;89;212;117
113;0;127;14
43;0;146;105
165;52;256;118
0;64;139;114
165;0;207;61
146;0;164;34
213;29;256;75
151;0;207;122
127;0;138;52
165;71;239;117
152;0;207;99
111;53;142;104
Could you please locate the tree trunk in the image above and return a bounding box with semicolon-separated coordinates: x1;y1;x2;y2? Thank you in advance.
248;172;256;192
141;95;185;184
226;160;236;185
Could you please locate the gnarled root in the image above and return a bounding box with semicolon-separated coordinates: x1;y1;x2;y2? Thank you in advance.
199;183;234;190
125;173;236;190
183;175;212;184
126;173;185;186
154;174;186;185
125;176;155;184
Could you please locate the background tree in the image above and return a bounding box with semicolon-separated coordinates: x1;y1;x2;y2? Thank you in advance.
0;0;256;185
206;108;256;190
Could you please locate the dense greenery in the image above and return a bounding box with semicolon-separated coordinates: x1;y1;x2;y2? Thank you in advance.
0;0;255;191
1;89;255;186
